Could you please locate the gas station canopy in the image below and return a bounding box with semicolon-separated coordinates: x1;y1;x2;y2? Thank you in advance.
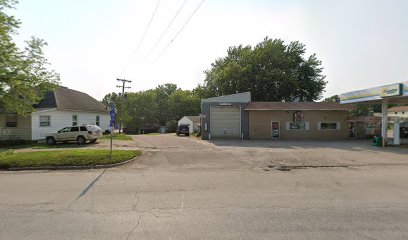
339;82;408;104
339;81;408;146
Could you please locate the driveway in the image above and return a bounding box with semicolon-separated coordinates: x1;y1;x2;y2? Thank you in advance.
1;135;408;239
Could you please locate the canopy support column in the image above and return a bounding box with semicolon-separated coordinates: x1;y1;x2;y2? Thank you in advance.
381;99;388;146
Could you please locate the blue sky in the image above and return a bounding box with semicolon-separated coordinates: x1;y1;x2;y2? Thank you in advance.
10;0;408;100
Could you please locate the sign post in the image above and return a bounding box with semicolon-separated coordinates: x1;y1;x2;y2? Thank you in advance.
109;104;116;160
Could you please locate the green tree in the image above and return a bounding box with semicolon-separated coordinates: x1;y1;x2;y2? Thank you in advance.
123;90;159;132
154;83;178;125
0;0;59;114
101;84;202;133
192;84;215;99
200;37;326;102
167;90;200;121
322;95;340;103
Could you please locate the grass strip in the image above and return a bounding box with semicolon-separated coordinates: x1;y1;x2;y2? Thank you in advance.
0;150;141;169
100;133;133;140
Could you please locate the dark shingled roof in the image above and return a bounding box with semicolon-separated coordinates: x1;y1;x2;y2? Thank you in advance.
245;102;354;111
35;87;108;113
33;90;57;109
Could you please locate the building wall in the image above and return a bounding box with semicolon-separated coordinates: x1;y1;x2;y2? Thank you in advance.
0;114;32;140
31;110;110;140
248;110;349;140
201;102;249;140
192;120;200;133
389;111;408;118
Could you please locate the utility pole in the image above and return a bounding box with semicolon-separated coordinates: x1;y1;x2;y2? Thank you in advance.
116;78;132;133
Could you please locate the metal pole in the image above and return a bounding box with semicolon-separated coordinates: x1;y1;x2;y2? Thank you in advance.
116;78;132;134
120;81;124;133
110;127;113;159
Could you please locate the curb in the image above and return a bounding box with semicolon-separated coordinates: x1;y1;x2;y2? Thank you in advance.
1;156;139;171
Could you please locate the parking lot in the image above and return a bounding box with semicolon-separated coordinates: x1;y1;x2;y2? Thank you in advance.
1;134;408;239
126;134;408;171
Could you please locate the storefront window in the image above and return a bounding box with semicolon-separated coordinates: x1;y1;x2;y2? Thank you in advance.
290;122;305;130
287;122;309;130
319;122;339;130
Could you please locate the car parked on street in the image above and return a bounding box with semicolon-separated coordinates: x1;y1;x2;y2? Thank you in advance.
176;124;190;136
45;125;103;145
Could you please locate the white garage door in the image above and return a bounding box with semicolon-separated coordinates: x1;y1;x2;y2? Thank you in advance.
210;106;241;138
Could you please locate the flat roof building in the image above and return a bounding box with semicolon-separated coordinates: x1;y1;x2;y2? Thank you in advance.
201;93;353;140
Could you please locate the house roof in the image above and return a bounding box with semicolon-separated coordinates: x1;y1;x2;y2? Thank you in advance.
245;102;354;111
201;92;251;103
34;87;108;113
388;106;408;112
185;116;200;123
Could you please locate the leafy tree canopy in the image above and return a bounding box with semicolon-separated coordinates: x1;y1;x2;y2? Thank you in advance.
0;0;59;114
198;37;326;102
322;95;340;103
102;83;201;133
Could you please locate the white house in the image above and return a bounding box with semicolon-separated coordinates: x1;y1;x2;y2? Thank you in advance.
0;87;110;141
178;116;200;134
388;106;408;119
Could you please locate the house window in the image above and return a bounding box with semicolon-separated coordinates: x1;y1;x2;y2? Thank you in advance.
39;116;51;127
319;122;340;130
96;116;100;126
5;115;17;127
72;115;78;126
287;122;309;130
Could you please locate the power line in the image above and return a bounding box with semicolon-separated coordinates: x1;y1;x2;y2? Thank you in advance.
152;0;206;64
142;0;188;63
120;0;161;76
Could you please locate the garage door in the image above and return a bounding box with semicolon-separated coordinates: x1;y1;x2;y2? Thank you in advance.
210;106;241;138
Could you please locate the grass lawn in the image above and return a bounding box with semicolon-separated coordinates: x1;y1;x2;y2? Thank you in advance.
100;133;133;140
0;150;142;169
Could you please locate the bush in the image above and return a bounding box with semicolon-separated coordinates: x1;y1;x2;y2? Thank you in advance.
166;120;178;133
0;139;34;147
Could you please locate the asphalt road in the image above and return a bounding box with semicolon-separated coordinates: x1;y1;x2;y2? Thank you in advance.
1;135;408;239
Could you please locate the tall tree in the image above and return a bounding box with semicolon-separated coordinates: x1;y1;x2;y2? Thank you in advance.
101;83;202;133
167;90;200;121
122;90;159;132
322;95;340;103
0;0;59;114
200;37;326;102
154;83;178;125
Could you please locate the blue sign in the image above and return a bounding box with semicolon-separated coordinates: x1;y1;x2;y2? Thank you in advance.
110;104;116;120
110;120;116;127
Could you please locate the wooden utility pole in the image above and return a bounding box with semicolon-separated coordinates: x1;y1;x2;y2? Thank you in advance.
116;78;132;133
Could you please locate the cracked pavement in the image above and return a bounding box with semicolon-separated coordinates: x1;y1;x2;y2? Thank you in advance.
1;134;408;239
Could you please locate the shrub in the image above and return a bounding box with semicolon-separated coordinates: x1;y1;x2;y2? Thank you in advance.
166;120;178;133
0;139;34;147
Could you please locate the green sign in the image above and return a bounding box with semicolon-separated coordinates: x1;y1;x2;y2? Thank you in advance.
380;84;402;97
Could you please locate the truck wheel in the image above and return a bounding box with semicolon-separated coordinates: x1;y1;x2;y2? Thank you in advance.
46;137;56;145
77;136;86;145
